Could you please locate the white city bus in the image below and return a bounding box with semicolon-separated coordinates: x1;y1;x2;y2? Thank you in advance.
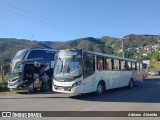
53;49;144;95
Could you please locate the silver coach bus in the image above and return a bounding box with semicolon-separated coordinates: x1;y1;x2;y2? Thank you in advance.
8;48;57;91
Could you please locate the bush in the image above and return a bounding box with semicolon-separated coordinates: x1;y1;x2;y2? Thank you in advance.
0;81;8;92
152;52;160;61
0;81;8;86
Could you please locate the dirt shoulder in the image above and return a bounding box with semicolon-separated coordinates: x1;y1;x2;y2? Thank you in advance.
145;75;160;79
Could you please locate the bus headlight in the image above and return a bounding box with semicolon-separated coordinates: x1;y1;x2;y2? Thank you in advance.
72;81;81;88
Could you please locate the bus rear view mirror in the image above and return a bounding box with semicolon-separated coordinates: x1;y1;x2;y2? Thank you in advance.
143;63;147;69
34;61;41;67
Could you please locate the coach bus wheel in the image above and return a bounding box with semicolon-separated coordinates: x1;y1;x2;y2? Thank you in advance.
128;79;134;88
96;82;105;96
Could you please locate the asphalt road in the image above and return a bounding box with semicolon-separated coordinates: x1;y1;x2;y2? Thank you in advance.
1;78;160;120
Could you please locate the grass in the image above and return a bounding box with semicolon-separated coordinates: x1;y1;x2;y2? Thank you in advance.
0;89;27;95
0;74;17;95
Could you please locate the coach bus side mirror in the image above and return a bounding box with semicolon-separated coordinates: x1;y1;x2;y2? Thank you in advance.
34;61;41;67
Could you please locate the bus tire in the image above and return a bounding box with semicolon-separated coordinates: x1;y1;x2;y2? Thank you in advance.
33;88;37;91
96;82;105;96
128;79;134;88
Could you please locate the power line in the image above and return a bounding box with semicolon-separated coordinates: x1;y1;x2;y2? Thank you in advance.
0;1;101;38
0;24;34;39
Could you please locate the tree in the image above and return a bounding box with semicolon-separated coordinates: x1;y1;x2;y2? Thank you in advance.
152;52;160;61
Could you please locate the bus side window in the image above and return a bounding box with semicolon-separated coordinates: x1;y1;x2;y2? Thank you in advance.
137;63;140;71
124;61;130;70
140;63;143;70
132;63;136;70
97;56;104;70
119;60;121;70
111;59;114;70
83;53;95;79
114;59;119;70
127;62;132;70
135;63;137;70
104;58;109;70
121;61;125;70
105;58;112;70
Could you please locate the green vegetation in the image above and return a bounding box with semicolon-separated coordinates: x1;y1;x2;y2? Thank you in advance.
0;89;27;95
0;73;9;92
148;61;160;72
0;73;28;95
1;34;160;93
0;34;160;74
1;34;160;64
151;52;160;61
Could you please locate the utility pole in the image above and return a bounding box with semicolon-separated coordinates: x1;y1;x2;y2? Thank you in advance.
121;37;129;58
122;39;124;58
1;65;3;81
30;34;35;40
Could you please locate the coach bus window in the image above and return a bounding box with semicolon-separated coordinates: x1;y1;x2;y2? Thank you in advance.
27;50;55;62
105;58;112;70
114;59;119;70
83;53;95;79
121;61;125;70
44;50;55;61
97;56;104;70
27;50;44;59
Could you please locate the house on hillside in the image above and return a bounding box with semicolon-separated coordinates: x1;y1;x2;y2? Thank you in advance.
143;53;148;56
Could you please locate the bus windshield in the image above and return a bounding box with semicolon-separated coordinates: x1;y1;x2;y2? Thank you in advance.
12;50;27;63
54;57;82;78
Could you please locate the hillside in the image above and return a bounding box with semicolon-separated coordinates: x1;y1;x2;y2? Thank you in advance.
42;37;111;53
124;34;160;47
0;38;51;63
0;34;160;64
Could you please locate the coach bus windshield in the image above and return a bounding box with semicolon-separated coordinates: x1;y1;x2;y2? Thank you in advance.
54;51;82;78
12;50;27;63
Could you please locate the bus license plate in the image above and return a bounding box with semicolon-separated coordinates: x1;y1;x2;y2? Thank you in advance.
58;87;64;91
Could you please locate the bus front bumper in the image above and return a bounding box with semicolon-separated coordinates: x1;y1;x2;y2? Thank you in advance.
8;77;29;90
52;84;83;94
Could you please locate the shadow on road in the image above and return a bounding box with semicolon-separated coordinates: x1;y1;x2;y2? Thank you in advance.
0;78;160;103
144;77;160;82
16;91;55;94
70;78;160;103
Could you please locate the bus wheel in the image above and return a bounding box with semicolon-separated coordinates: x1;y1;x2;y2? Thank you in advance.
33;88;37;91
128;79;134;88
96;82;105;96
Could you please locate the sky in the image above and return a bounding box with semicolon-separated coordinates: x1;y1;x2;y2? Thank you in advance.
0;0;160;41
